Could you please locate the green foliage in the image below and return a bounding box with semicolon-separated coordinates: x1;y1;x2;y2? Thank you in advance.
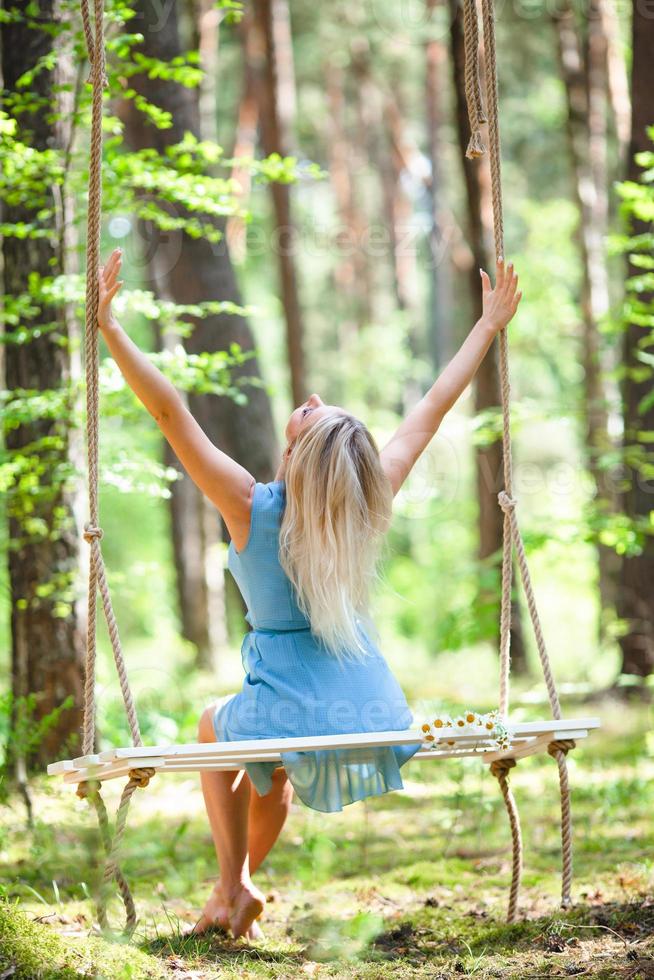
611;130;654;551
0;1;322;629
0;692;74;797
0;113;64;219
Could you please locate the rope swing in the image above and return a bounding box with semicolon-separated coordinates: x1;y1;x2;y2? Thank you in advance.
462;0;575;920
77;0;154;937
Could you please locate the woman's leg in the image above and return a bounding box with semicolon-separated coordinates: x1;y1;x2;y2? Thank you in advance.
193;704;293;937
195;705;265;938
248;766;294;873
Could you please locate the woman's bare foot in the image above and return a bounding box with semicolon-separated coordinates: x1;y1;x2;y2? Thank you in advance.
188;879;230;936
227;881;266;940
188;878;265;940
246;918;265;941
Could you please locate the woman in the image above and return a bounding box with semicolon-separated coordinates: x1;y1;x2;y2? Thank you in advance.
97;247;521;939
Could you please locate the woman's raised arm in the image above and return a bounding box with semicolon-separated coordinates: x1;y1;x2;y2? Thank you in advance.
379;258;521;496
97;248;255;543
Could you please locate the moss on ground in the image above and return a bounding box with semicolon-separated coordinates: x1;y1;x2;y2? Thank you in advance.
0;901;166;979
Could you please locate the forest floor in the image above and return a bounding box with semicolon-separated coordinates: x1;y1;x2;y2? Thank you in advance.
0;694;652;980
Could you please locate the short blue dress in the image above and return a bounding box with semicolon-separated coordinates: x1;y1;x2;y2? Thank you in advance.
213;480;422;812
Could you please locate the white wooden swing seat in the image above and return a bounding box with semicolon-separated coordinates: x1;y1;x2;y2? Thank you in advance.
48;716;600;785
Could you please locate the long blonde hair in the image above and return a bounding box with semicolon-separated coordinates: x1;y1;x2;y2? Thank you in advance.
279;412;393;660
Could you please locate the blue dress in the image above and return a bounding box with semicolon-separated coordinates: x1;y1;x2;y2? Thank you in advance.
213;480;422;812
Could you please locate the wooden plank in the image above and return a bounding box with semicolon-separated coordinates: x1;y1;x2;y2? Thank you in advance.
50;717;601;776
72;753;102;767
47;760;76;775
100;717;599;760
62;757;167;785
59;729;595;783
98;730;425;762
483;729;589;764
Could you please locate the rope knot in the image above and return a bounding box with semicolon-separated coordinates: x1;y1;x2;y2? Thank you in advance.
490;757;517;779
75;777;100;800
83;522;104;544
128;767;156;789
547;738;576;758
497;491;516;514
466;130;486;159
86;68;109;88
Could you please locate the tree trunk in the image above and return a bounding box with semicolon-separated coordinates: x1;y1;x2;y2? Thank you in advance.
449;0;527;672
552;2;621;638
383;90;428;408
119;0;278;665
425;0;454;371
196;0;221;144
2;0;85;766
249;0;307;407
617;0;654;679
597;0;630;165
227;25;260;264
325;59;373;338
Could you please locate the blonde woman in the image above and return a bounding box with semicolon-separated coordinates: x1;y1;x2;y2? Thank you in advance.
97;248;521;939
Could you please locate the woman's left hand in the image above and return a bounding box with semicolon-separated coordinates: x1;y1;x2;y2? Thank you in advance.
479;258;522;334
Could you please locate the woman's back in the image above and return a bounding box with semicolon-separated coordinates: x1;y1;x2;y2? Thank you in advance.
227;481;311;632
214;479;422;812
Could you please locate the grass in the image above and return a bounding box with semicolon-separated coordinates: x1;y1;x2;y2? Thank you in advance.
0;693;652;979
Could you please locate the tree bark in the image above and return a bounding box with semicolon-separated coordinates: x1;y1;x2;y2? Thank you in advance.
552;1;621;637
449;0;527;672
119;0;278;666
617;0;654;679
249;0;307;407
597;0;630;165
325;59;373;338
425;1;454;371
2;0;85;766
226;27;260;264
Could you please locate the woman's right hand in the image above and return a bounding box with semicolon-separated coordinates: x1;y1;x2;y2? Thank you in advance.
479;257;521;335
97;247;124;332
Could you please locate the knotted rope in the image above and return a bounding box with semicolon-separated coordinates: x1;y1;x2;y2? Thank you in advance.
489;758;522;922
462;0;575;916
463;0;486;158
77;0;153;938
547;738;576;908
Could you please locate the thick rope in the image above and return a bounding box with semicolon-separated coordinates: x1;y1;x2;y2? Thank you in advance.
548;739;576;907
461;0;575;916
77;0;151;938
462;0;486;158
489;759;522;922
77;780;137;934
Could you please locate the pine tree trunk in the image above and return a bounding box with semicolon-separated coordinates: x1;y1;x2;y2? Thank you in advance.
119;0;278;666
2;0;85;766
227;26;260;264
250;0;307;407
449;0;527;673
552;1;621;638
325;60;373;338
425;2;454;371
617;0;654;680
